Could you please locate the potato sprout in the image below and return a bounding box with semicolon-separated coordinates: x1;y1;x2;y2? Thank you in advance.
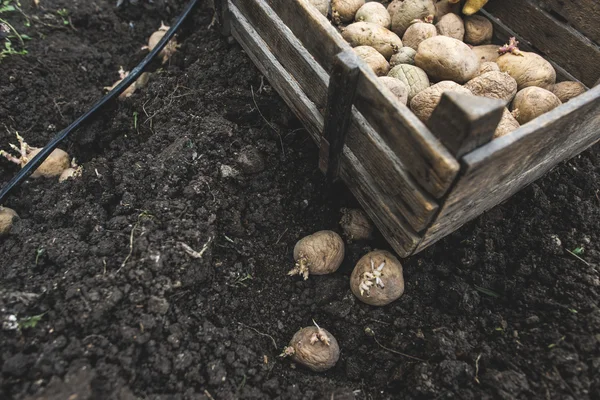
288;230;345;279
1;133;71;179
350;250;405;306
280;320;340;372
141;22;179;64
0;206;18;237
104;67;151;99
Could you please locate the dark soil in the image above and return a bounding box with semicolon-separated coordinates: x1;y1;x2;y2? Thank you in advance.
1;1;599;399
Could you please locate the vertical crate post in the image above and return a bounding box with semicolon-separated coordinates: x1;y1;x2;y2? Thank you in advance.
214;0;231;36
318;50;361;182
427;92;505;158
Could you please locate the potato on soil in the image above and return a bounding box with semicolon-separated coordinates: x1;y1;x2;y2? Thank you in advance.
379;77;409;105
340;208;374;241
434;0;460;21
415;36;480;84
403;20;437;50
390;47;417;66
0;206;18;237
463;15;493;45
493;108;520;139
550;81;587;103
497;51;556;91
511;87;561;124
288;230;345;279
355;2;391;28
354;46;390;76
342;22;403;59
479;61;500;75
309;0;331;16
410;81;472;122
387;64;430;101
143;22;179;64
332;0;365;24
390;0;436;37
472;44;501;63
350;249;405;306
0;133;71;179
281;324;340;372
464;71;518;104
435;12;464;41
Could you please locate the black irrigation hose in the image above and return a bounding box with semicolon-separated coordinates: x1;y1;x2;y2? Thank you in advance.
0;0;200;204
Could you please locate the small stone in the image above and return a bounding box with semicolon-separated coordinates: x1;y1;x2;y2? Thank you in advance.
526;315;540;326
220;164;239;179
236;146;265;174
148;296;169;315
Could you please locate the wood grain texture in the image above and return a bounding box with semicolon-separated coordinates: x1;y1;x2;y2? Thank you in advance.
232;0;440;231
264;0;460;199
319;50;360;181
417;86;600;253
536;0;600;45
484;0;600;87
428;92;505;158
228;1;422;256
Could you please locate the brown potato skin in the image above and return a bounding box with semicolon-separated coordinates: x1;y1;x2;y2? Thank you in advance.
410;81;472;122
511;87;561;124
350;250;405;306
332;0;365;23
403;22;437;51
342;22;403;60
0;207;19;237
379;76;410;105
493;108;520;139
415;36;480;84
340;208;374;240
464;15;493;45
550;81;587;103
435;12;464;41
390;0;436;37
354;46;391;76
464;71;518;104
355;2;391;28
497;52;556;91
390;47;417;67
288;326;340;372
472;44;501;63
434;0;461;21
25;148;71;179
479;61;500;75
387;64;430;101
293;230;345;275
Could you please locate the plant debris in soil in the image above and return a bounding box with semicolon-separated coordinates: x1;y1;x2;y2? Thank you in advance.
1;1;599;399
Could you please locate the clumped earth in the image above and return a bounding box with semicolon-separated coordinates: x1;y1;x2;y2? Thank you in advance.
1;1;599;399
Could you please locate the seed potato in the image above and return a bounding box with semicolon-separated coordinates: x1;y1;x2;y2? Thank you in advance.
282;324;340;372
390;47;417;66
550;81;587;103
0;206;18;237
309;0;331;16
355;2;391;28
288;230;345;279
479;61;500;75
434;0;461;21
497;51;556;90
435;12;464;41
464;15;493;45
493;108;521;139
464;71;518;104
387;64;430;100
379;76;410;105
410;80;472;122
511;87;561;124
354;45;390;76
390;0;436;37
340;207;374;241
332;0;365;23
403;21;437;50
415;36;480;83
342;22;403;59
350;250;405;306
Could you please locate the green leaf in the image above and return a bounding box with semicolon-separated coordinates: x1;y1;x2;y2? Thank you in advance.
474;284;501;298
18;313;45;329
0;5;16;12
569;308;578;314
20;34;31;40
572;247;584;256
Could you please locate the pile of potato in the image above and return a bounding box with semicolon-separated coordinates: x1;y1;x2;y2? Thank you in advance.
310;0;588;139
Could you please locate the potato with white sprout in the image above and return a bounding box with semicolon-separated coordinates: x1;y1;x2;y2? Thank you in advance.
141;22;179;64
288;230;345;280
1;133;71;179
0;206;18;237
280;320;340;372
350;250;405;306
104;67;151;99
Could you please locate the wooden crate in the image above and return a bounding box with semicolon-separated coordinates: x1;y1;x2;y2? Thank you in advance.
216;0;600;257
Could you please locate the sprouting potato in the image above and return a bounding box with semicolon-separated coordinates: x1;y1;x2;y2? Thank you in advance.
280;321;340;372
354;45;390;76
288;230;345;280
0;206;19;237
342;21;403;60
497;51;556;91
104;67;151;99
331;0;365;24
59;159;83;183
0;133;71;179
511;87;562;124
141;22;179;64
350;250;405;306
355;2;391;28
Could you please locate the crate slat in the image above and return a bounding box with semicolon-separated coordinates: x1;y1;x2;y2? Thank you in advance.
536;0;600;46
485;0;600;87
227;1;422;256
417;86;600;252
232;0;440;232
264;0;460;199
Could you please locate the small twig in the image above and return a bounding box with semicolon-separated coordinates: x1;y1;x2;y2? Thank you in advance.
275;228;288;245
251;85;285;157
366;328;425;362
179;236;213;259
0;17;24;46
238;322;278;350
204;390;215;400
474;354;482;384
565;249;590;266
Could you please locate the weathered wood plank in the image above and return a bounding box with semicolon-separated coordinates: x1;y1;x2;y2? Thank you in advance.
264;0;460;199
228;1;421;256
428;92;505;158
232;0;440;231
484;0;600;87
417;86;600;253
213;0;231;36
319;50;360;181
536;0;600;45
